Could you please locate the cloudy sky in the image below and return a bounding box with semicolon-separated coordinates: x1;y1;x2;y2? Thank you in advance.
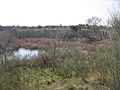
0;0;119;26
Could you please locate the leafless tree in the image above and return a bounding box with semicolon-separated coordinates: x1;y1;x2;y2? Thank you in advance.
87;16;101;26
0;31;16;71
0;31;16;58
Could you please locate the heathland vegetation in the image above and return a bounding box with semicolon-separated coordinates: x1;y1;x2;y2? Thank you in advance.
0;14;120;90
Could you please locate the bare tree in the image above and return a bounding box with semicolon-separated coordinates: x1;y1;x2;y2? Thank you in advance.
87;16;101;26
87;16;104;40
0;31;15;56
0;31;16;71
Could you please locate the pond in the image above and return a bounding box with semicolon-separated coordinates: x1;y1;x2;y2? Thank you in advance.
14;48;45;58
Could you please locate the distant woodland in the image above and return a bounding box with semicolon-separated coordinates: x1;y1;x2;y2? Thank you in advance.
0;24;109;40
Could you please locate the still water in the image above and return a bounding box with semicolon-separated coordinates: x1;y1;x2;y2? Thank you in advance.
14;48;45;58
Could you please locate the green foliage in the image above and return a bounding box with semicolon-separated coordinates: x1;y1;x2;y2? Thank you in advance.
95;43;120;90
0;67;60;90
53;51;91;78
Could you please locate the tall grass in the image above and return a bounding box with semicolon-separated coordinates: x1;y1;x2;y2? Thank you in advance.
0;45;92;89
94;11;120;90
1;12;120;90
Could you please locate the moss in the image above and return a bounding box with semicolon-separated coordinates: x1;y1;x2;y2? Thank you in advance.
0;67;60;90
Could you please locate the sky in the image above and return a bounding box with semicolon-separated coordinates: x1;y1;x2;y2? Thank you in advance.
0;0;119;26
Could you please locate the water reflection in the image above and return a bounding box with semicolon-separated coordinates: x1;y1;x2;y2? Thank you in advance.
14;48;44;58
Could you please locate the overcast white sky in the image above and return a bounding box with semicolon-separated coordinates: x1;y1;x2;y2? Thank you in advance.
0;0;119;26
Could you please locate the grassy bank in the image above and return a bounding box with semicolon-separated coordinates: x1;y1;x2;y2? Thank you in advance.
0;45;110;90
0;11;120;90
